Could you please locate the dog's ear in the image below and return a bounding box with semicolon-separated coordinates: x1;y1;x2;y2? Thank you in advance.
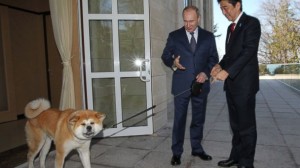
69;113;80;126
96;112;106;122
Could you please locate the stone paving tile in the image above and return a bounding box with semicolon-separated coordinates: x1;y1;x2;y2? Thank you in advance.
271;107;297;113
66;144;113;161
255;145;297;168
94;136;129;147
204;116;219;131
256;117;278;129
92;147;149;168
191;156;224;168
256;102;268;108
212;121;231;131
256;107;271;112
256;111;273;118
201;140;231;158
276;119;300;135
215;112;230;122
257;129;285;146
284;135;300;148
154;137;192;154
117;135;166;150
205;130;232;142
134;151;177;168
290;147;300;166
269;104;293;109
273;112;300;119
290;104;300;110
153;125;172;137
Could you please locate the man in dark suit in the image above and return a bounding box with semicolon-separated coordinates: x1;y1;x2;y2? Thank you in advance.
211;1;261;168
161;5;219;166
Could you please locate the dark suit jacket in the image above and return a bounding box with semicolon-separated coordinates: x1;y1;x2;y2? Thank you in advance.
220;13;261;94
161;26;219;95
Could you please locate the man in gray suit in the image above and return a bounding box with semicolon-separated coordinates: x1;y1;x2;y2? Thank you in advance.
211;0;261;168
161;5;219;166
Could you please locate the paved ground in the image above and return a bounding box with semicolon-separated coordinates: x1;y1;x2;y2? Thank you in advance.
16;79;300;168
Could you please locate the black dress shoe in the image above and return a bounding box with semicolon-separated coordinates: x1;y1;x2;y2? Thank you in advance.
171;155;181;166
218;159;239;167
191;152;212;161
238;166;254;168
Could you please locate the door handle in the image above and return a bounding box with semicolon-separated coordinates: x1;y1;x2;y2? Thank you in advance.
136;59;150;82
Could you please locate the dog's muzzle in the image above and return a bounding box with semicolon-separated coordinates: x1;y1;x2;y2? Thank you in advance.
84;126;94;137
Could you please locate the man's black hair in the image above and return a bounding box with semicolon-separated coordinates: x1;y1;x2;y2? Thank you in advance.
217;0;243;11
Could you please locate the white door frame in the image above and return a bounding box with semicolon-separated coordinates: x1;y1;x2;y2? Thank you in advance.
80;0;153;137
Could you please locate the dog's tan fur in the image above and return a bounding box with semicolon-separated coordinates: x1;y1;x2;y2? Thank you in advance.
25;98;105;168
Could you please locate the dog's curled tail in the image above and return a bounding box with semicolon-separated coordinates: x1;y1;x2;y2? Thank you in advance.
24;98;51;119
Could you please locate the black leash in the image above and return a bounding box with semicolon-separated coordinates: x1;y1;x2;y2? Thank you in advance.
103;87;192;137
102;78;219;137
107;105;156;128
105;108;158;137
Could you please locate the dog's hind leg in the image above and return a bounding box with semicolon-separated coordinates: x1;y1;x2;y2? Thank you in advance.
26;123;46;168
39;137;52;168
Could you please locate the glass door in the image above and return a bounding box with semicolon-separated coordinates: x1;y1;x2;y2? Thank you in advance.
81;0;153;137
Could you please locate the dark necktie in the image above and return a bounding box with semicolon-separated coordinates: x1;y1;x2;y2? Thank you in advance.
230;23;236;33
227;23;236;43
190;32;196;52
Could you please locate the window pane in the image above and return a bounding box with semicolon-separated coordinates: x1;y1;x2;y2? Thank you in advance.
89;20;114;72
119;20;144;71
88;0;112;14
118;0;144;14
92;78;116;128
121;78;147;127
